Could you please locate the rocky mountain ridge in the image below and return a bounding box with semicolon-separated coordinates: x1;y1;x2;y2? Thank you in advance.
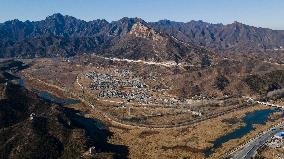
150;20;284;50
0;13;283;63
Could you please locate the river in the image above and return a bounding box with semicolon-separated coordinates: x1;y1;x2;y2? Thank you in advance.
204;109;278;157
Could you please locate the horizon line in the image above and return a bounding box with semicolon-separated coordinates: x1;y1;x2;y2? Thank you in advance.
1;13;283;31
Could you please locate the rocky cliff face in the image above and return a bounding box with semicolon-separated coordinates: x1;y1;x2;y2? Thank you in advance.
103;21;213;64
129;22;164;42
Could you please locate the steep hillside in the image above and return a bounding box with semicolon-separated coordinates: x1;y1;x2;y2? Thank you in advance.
150;20;284;51
102;21;213;64
0;60;128;159
0;13;283;63
0;14;214;65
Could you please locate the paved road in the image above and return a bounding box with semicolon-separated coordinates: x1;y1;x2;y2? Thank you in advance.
243;96;284;109
231;123;284;159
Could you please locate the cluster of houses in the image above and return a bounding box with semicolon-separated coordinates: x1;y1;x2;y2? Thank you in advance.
85;72;112;81
86;71;146;90
85;70;184;106
90;80;145;90
97;90;150;103
85;71;149;102
97;89;182;106
113;69;133;78
267;131;284;149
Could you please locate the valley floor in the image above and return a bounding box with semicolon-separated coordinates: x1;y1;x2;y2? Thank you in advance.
16;57;284;159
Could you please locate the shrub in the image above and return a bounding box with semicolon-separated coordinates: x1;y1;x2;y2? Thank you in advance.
215;75;229;91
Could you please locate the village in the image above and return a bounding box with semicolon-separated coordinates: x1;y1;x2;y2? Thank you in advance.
84;70;182;106
79;67;246;124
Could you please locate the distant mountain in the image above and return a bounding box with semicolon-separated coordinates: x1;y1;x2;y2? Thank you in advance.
0;13;283;62
149;20;284;51
0;14;109;58
0;14;213;65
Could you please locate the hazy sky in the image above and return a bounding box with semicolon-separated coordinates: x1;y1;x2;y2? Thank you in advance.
0;0;283;30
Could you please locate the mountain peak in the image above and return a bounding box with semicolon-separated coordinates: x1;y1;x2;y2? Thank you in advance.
1;13;283;59
233;21;242;24
4;19;22;25
230;21;247;27
129;22;163;41
117;17;144;25
46;13;64;20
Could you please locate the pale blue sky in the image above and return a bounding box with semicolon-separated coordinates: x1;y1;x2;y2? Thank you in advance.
0;0;283;30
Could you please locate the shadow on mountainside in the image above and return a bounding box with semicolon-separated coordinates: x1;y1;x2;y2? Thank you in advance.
0;82;129;159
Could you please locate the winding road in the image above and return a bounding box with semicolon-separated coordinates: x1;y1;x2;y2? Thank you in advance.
93;55;194;67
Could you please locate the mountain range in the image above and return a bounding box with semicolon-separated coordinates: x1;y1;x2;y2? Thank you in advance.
0;13;283;63
150;20;284;50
